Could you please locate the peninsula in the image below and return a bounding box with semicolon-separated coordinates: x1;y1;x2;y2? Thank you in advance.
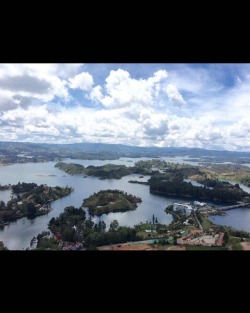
0;182;73;228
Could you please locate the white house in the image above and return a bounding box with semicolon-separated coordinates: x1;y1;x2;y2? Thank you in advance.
173;203;193;216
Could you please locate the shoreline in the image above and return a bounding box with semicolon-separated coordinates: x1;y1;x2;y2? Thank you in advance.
0;208;53;230
0;163;13;167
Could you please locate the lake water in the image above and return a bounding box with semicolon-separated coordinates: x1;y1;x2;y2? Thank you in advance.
1;156;250;250
0;158;177;250
207;181;250;232
208;208;250;233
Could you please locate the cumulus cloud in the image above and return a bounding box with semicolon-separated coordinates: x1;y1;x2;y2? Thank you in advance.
68;72;94;91
166;84;185;106
0;64;83;112
90;68;168;109
0;63;250;151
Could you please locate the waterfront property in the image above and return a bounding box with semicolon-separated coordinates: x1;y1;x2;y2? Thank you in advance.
173;203;193;216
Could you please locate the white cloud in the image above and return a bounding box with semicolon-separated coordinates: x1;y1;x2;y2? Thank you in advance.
68;72;94;91
0;64;83;111
166;84;185;106
90;68;168;109
0;64;250;151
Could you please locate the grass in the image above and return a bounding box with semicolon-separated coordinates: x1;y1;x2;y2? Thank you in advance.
201;216;213;230
186;246;228;251
136;231;150;239
227;236;241;245
231;243;243;250
226;236;243;250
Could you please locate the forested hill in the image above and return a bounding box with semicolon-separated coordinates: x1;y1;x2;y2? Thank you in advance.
1;141;250;160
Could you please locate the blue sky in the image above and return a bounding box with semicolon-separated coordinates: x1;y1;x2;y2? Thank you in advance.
0;63;250;151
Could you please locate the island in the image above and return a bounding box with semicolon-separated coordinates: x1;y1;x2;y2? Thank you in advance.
55;162;151;179
82;189;142;215
0;182;73;229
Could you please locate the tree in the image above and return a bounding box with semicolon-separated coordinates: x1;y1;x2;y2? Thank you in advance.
62;228;75;242
155;217;158;224
85;217;94;229
94;224;99;233
26;202;36;216
109;220;119;232
49;217;56;226
98;220;106;233
173;235;178;245
152;214;155;224
223;232;229;245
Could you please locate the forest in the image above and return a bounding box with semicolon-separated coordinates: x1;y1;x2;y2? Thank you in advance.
82;189;142;215
148;173;249;203
40;206;139;249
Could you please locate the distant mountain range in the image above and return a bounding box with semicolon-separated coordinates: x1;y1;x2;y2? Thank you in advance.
1;141;250;159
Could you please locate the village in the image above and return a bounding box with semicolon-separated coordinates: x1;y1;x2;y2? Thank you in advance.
98;200;250;251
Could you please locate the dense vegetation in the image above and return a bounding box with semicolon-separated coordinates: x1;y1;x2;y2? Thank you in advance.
199;163;250;187
240;176;250;187
0;184;11;190
12;182;38;193
83;189;142;215
85;164;136;179
148;173;249;203
0;183;73;226
42;206;139;249
55;162;151;179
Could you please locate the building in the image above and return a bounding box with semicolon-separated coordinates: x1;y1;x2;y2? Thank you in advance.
193;201;206;207
173;202;193;216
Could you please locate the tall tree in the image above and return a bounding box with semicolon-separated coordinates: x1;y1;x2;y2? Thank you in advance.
98;220;106;233
155;217;158;224
153;214;155;224
109;220;119;232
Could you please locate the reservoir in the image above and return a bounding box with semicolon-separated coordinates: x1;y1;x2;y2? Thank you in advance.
1;157;250;249
0;158;175;250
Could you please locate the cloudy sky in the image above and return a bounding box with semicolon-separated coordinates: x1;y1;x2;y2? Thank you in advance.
0;63;250;151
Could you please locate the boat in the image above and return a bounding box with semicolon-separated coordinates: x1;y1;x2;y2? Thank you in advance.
83;175;88;178
139;175;144;178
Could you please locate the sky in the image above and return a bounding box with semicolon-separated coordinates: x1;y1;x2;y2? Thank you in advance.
0;63;250;151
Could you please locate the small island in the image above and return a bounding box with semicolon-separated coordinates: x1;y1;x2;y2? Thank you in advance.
82;189;142;215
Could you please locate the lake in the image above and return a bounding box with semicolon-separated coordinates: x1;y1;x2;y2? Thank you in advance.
1;156;250;250
0;158;177;250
